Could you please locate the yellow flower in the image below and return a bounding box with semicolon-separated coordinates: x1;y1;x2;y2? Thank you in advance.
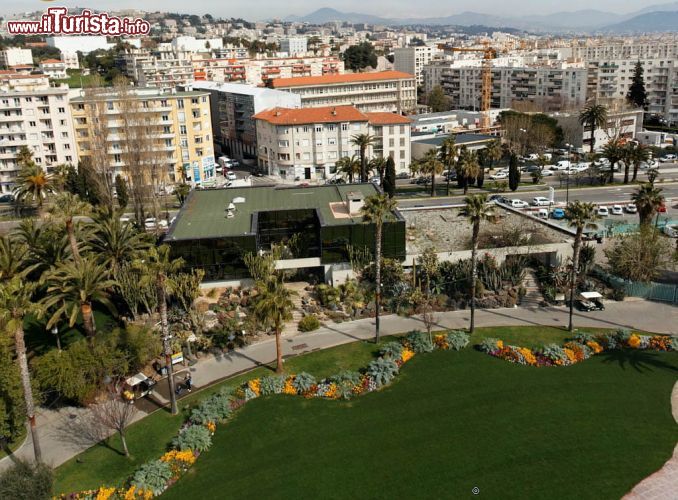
401;348;415;363
563;348;577;363
325;383;339;399
586;341;603;354
518;347;537;365
496;340;504;349
628;334;641;348
96;486;116;500
247;378;261;396
205;421;216;434
283;377;297;395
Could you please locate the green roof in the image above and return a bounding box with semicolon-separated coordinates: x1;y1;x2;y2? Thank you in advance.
166;183;385;241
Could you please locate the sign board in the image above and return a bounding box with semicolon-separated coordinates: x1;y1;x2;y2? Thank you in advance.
171;352;184;365
202;155;215;177
192;161;200;183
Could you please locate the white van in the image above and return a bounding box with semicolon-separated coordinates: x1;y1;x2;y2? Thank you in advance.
218;156;231;168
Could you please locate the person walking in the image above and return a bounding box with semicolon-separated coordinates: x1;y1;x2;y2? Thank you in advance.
185;373;192;393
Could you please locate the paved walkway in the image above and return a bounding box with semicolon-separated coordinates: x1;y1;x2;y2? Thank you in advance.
1;300;676;480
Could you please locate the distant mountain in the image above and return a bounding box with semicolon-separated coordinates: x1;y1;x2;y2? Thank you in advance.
521;10;624;28
601;10;678;32
631;1;678;15
284;7;390;25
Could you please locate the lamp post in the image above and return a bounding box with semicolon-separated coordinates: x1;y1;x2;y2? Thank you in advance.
565;143;572;205
51;325;61;352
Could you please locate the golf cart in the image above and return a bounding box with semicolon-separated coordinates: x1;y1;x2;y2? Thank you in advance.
123;373;157;401
576;292;605;312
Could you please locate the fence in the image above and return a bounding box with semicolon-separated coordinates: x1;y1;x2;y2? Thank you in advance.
592;266;678;304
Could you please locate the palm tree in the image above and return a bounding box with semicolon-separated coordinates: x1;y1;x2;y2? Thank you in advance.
458;148;481;195
336;155;361;184
484;139;502;170
438;136;457;195
42;257;117;340
253;277;295;373
48;193;90;264
627;143;651;183
632;183;664;226
0;277;43;462
0;236;32;281
137;245;184;414
15;145;34;168
13;219;70;278
361;194;397;342
564;201;599;332
87;209;151;271
463;194;494;333
421;149;444;197
351;133;375;182
13;163;54;213
369;157;387;186
579;102;608;153
602;139;624;184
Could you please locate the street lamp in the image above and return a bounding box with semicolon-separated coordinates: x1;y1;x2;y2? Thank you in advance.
50;325;61;352
565;143;572;205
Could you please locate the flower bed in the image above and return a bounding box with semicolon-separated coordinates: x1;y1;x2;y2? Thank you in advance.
60;330;469;499
477;330;677;367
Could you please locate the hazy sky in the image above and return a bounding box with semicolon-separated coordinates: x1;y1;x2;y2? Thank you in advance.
1;0;671;20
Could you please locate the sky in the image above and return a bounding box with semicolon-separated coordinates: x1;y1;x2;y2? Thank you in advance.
1;0;672;20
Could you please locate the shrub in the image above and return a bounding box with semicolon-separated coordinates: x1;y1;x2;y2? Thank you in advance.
330;371;362;399
446;331;470;351
379;341;403;360
172;424;212;452
406;330;433;353
672;337;678;352
298;314;320;333
189;391;232;425
478;337;502;353
366;358;399;387
259;375;285;396
540;344;568;364
0;459;53;500
615;328;632;343
292;372;316;393
131;460;173;496
315;284;340;307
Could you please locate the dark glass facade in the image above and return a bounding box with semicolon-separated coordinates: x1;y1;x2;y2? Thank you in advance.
255;209;320;258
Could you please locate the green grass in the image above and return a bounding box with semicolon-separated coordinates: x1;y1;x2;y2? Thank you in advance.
54;70;107;89
53;327;677;498
165;349;678;500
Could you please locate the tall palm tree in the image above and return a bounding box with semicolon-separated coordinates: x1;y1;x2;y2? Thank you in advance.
0;277;43;462
438;136;457;196
336;155;361;184
458;148;481;195
369;157;387;186
42;257;117;340
361;194;398;342
48;193;90;264
463;194;494;333
13;219;70;279
579;102;608;153
627;143;651;183
87;209;151;272
602;139;624;184
351;133;375;183
421;149;444;197
15;145;34;168
254;277;295;373
632;183;664;226
13;163;54;213
564;201;599;332
484;139;502;170
137;245;184;414
0;236;32;282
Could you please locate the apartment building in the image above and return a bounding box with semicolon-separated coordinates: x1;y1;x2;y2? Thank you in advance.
280;37;308;57
69;88;215;186
423;62;587;112
191;81;301;160
394;46;439;86
0;48;33;68
550;108;643;151
0;74;76;193
38;59;68;79
192;56;344;86
253;105;411;180
46;36;111;69
269;71;417;114
121;50;195;90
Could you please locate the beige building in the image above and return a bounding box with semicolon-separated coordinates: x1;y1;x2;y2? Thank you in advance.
0;73;76;193
70;87;215;186
269;71;417;114
253;105;412;180
394;46;440;85
0;48;33;68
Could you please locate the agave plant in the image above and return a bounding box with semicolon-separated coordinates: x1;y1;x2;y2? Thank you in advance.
366;358;399;387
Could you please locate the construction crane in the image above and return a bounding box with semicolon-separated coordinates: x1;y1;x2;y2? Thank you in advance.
437;42;498;130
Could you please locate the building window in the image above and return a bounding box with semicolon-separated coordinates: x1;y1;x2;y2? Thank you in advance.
341;123;349;131
107;101;114;110
178;99;185;109
113;154;121;163
191;98;199;105
278;140;289;147
162;114;170;122
180;125;187;135
161;99;168;106
196;148;203;156
29;121;36;127
192;111;200;119
315;125;323;133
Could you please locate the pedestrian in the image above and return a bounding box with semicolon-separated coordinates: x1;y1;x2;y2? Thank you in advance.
185;373;192;392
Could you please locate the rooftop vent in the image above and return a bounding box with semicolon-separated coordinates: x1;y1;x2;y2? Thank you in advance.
346;191;364;216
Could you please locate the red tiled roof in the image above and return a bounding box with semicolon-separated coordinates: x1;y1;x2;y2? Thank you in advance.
269;70;415;88
253;106;368;125
40;59;63;64
365;112;412;125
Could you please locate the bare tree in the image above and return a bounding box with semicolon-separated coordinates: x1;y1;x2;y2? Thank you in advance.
417;296;437;346
501;113;532;156
89;395;138;457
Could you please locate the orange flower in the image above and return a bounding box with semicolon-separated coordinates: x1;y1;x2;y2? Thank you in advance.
628;334;641;348
401;348;415;363
586;341;603;354
497;340;504;349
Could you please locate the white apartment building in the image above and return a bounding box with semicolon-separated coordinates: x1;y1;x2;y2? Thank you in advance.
269;71;417;114
38;59;68;79
122;50;195;90
280;37;308;57
550;108;643;151
171;36;223;54
394;45;440;86
46;36;111;70
0;74;77;193
253;106;412;180
0;48;33;68
423;62;587;112
193;56;344;86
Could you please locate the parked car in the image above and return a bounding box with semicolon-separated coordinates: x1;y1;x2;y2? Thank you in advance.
144;218;157;230
370;176;381;186
0;194;15;204
531;197;550;207
509;199;528;209
537;208;549;219
522;165;542;174
413;176;430;185
639;160;659;169
443;170;457;180
551;208;566;220
226;171;237;181
576;292;605;312
660;154;677;162
552;161;571;170
489;171;508;180
396;172;410;180
663;224;678;238
611;205;623;215
489;195;509;204
625;203;638;214
597;206;610;217
540;169;554;176
119;216;132;224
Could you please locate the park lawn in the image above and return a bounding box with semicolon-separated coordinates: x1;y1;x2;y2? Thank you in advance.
165;348;678;500
54;70;106;89
53;337;389;495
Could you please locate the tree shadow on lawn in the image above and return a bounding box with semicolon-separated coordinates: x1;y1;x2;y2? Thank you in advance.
599;349;678;374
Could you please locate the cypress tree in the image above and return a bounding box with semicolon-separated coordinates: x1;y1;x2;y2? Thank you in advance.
114;175;129;209
627;61;648;109
508;153;520;192
383;156;396;198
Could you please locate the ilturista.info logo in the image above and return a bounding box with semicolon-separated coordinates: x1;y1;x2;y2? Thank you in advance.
7;7;150;36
